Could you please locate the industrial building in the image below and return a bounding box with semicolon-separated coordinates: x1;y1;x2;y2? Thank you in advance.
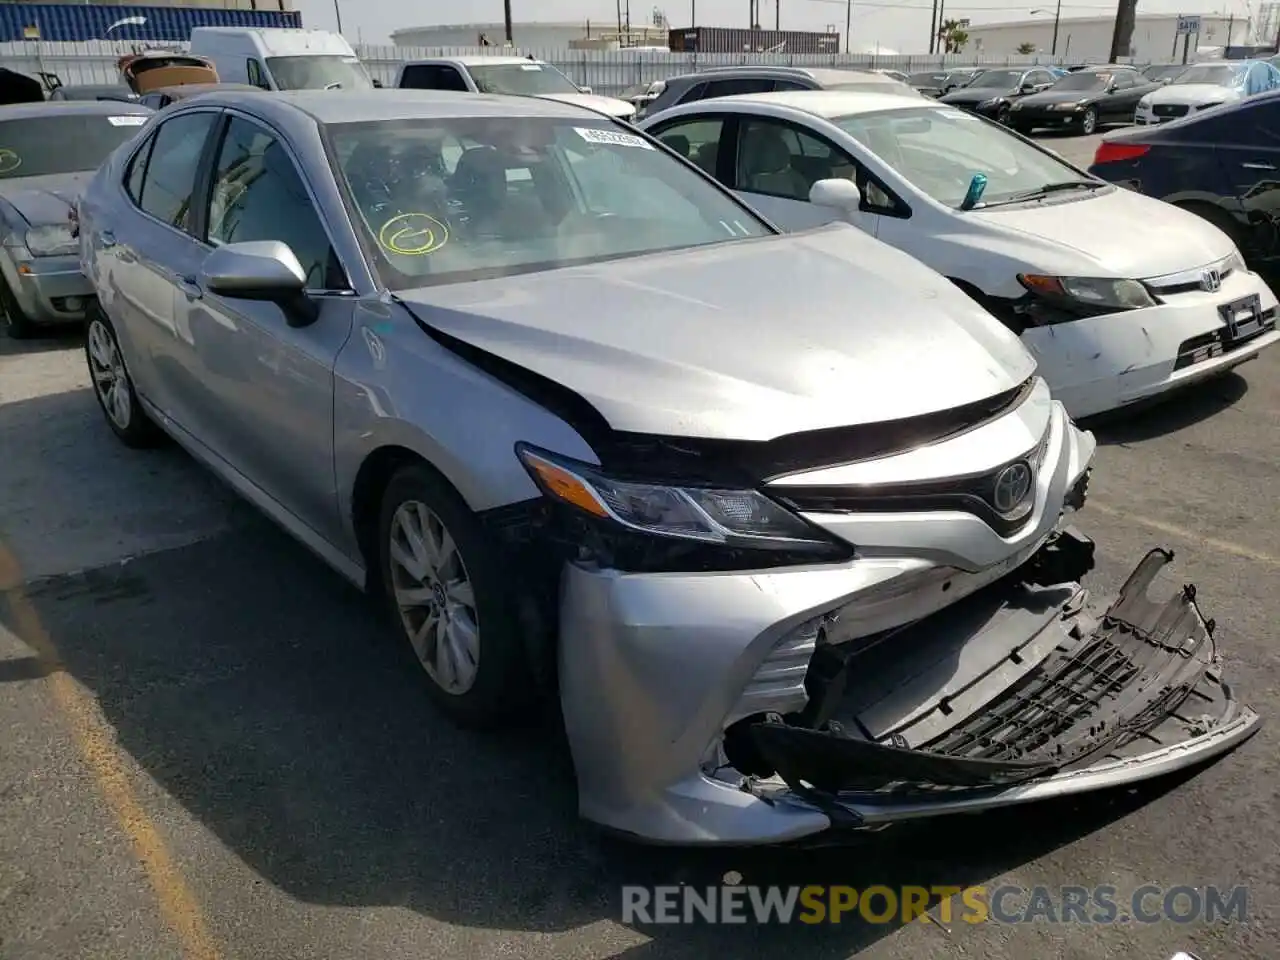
390;21;669;50
962;13;1245;61
0;2;297;42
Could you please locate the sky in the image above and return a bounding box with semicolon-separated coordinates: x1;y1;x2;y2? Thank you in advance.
295;0;1260;52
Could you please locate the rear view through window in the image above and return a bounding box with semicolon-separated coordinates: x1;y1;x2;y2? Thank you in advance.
0;114;147;179
328;117;770;288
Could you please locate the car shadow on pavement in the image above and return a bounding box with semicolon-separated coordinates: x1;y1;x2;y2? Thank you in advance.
0;327;83;358
0;389;1216;959
1083;370;1249;445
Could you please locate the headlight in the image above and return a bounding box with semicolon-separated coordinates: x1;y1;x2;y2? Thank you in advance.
1138;97;1151;108
516;445;841;553
24;224;77;257
1018;274;1157;311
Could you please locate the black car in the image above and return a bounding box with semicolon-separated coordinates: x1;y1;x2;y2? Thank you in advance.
1088;90;1280;267
906;70;949;98
938;66;1059;124
1008;65;1158;135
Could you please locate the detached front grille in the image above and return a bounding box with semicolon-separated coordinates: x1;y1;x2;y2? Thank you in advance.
1153;103;1190;118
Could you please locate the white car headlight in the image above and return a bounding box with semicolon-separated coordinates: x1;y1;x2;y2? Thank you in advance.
1138;96;1152;108
24;224;78;257
1018;274;1157;311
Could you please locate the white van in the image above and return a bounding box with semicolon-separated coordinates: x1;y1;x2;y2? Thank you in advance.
188;27;375;91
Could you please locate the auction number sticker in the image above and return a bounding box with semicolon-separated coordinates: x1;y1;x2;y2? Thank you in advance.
0;149;20;174
108;115;148;126
574;127;654;150
377;212;450;256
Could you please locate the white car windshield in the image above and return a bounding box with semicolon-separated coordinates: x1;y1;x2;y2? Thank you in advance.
329;117;770;289
1173;64;1245;87
835;106;1085;209
468;63;581;95
265;55;374;90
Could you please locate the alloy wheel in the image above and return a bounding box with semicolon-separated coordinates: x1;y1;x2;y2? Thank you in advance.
87;318;132;430
1081;107;1097;135
387;500;481;695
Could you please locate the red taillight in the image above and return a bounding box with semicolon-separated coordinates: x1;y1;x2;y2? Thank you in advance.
1092;141;1150;165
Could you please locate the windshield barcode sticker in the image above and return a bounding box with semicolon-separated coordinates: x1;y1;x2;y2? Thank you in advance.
108;115;148;126
574;127;654;149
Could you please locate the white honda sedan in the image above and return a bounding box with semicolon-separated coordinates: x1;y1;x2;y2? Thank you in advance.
639;91;1280;419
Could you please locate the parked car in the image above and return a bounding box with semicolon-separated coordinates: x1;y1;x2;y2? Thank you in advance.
940;66;987;91
77;88;1257;845
137;81;264;111
48;83;139;103
1010;64;1157;134
1090;89;1280;270
116;50;220;96
1141;62;1189;85
619;79;665;111
0;67;44;105
638;65;921;119
639;90;1280;418
906;70;950;97
873;68;910;83
0;100;152;338
189;26;373;91
1134;60;1280;125
938;66;1059;125
393;55;636;121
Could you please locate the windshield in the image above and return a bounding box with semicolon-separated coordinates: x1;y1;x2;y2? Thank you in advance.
468;63;580;95
967;69;1023;89
1143;64;1187;81
1050;71;1111;91
265;55;373;91
949;70;985;86
908;72;947;85
328;117;770;289
1174;64;1245;87
0;113;147;179
835;106;1083;208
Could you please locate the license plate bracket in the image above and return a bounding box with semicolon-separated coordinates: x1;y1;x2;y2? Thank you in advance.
1220;293;1263;342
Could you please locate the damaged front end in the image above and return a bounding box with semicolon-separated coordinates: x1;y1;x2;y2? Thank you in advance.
723;542;1259;830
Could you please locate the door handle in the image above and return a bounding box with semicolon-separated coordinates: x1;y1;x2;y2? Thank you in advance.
99;230;115;247
1242;161;1276;170
176;275;203;300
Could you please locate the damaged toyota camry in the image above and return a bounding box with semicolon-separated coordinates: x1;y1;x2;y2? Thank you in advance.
77;90;1260;845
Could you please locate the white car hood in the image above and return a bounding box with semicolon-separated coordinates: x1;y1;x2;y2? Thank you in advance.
973;187;1236;279
400;224;1035;440
1145;83;1241;106
537;92;636;119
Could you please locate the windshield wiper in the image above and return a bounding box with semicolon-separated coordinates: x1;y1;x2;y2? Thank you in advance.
977;179;1106;208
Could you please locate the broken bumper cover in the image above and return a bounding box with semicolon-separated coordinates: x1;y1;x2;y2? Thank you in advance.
561;547;1259;845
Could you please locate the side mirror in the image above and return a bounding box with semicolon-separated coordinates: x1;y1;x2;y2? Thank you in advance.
809;178;863;217
200;240;319;328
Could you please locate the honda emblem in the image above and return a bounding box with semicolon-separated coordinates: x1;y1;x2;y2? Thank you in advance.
1201;268;1222;292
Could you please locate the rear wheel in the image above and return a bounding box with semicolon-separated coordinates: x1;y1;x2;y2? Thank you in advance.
1079;107;1098;135
377;463;533;729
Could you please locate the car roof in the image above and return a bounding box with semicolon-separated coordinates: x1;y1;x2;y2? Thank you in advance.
409;55;546;67
0;99;153;119
682;89;928;118
181;88;603;124
155;82;262;97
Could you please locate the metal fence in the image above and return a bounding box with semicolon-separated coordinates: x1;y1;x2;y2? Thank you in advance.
0;40;1128;98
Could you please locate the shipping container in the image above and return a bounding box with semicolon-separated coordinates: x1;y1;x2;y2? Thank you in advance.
668;26;840;56
0;4;301;44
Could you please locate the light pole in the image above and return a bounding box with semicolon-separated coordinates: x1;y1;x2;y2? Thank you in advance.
1029;2;1061;55
332;0;343;34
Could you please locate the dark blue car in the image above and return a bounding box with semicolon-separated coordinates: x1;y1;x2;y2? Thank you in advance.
1088;90;1280;267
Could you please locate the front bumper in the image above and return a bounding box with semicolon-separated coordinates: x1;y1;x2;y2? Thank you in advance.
1022;262;1280;419
1010;105;1088;127
0;250;94;325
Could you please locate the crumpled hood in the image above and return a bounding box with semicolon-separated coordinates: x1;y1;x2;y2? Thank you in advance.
0;172;88;227
398;224;1035;440
537;92;636;119
972;186;1236;278
1145;83;1241;106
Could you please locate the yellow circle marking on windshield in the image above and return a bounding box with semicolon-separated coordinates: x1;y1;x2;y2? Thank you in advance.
0;150;21;175
378;213;449;256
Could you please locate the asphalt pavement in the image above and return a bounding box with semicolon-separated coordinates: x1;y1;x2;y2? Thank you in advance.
3;127;1278;960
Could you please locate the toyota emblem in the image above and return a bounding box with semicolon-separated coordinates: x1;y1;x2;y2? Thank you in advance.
1200;268;1222;293
992;462;1034;514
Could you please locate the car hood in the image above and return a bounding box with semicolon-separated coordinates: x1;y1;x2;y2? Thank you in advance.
972;186;1236;278
941;87;1016;103
537;92;636;119
1019;88;1104;105
1145;83;1241;105
397;225;1035;440
0;172;89;226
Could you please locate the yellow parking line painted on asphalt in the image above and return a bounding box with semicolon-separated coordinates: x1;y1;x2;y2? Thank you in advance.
1089;502;1280;567
0;542;222;960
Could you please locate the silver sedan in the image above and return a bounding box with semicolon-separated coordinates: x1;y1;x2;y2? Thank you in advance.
0;100;152;338
77;89;1257;845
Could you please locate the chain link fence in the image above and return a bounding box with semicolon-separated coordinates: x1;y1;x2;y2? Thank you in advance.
0;40;1127;98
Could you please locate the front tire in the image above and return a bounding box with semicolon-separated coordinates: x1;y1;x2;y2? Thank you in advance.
377;463;532;729
0;277;34;339
1079;107;1098;135
996;104;1012;126
85;308;164;448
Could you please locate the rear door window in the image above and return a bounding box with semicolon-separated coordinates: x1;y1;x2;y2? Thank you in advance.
136;111;218;231
399;64;470;91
